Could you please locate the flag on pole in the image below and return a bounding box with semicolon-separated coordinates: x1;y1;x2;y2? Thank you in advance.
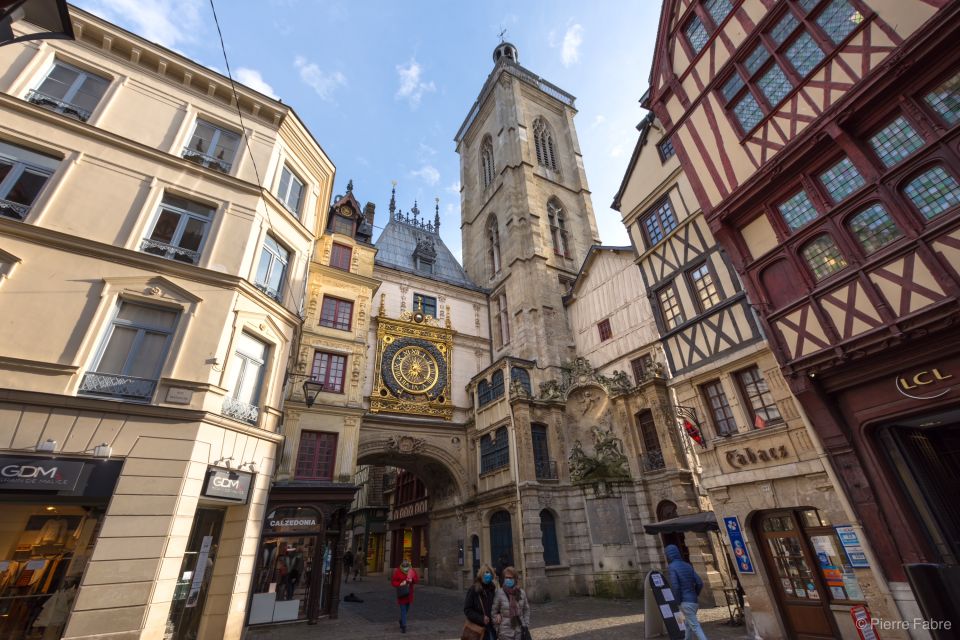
682;419;706;448
754;414;767;430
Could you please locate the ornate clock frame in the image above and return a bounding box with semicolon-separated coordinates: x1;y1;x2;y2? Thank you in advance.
371;304;454;420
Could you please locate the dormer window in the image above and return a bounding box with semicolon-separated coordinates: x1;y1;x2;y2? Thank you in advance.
413;237;437;274
183;119;240;174
28;61;109;123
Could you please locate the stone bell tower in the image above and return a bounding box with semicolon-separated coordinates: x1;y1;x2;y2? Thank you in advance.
455;42;600;373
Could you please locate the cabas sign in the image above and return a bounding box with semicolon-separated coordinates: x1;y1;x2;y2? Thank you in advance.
202;467;252;502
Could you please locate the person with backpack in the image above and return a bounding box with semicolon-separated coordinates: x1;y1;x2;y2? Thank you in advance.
463;563;498;640
491;566;531;640
391;560;419;634
665;544;708;640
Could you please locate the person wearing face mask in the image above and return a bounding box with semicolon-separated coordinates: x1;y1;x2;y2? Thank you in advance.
463;563;498;640
491;566;531;640
391;559;419;633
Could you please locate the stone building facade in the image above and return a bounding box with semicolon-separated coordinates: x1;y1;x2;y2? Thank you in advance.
0;7;333;640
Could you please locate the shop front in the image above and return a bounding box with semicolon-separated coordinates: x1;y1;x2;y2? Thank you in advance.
248;482;355;626
387;497;428;572
0;455;122;640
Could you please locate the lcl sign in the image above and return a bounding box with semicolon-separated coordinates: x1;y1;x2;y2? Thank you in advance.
0;457;83;491
896;368;954;400
202;467;252;502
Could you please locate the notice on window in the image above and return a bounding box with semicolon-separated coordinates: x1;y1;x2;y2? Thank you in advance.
835;526;869;568
185;536;213;608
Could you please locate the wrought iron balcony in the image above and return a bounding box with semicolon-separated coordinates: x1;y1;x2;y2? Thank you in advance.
181;147;232;174
639;449;666;473
254;281;282;303
78;372;157;401
534;459;558;481
221;396;260;425
140;238;200;264
0;198;30;220
26;90;93;122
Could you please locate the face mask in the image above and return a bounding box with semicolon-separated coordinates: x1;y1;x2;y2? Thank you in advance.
504;578;515;588
482;573;493;584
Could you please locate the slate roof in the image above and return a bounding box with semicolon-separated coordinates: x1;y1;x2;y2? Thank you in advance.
375;213;482;291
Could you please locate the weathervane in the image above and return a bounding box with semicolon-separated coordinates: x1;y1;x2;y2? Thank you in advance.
498;27;507;42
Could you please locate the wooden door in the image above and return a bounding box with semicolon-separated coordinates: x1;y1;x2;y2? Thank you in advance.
756;512;837;640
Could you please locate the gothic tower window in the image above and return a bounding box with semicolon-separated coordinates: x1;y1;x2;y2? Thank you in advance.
533;117;558;172
495;292;510;347
486;215;501;277
547;198;570;257
480;136;495;189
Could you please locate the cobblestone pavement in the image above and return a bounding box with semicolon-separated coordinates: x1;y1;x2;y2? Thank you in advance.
247;573;751;640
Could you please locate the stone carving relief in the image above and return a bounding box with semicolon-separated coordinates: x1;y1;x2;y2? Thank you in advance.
386;435;425;455
537;356;658;401
568;425;630;482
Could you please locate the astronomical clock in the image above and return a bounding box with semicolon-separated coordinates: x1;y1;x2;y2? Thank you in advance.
371;298;454;420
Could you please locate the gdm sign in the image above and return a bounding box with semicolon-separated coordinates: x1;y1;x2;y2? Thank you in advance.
0;457;84;491
202;467;252;502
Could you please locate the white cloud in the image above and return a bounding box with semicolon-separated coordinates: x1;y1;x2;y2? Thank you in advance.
235;68;277;99
610;144;624;158
592;115;606;127
294;56;346;101
418;142;437;161
561;23;584;67
446;181;461;196
78;0;204;49
396;59;436;109
410;164;440;186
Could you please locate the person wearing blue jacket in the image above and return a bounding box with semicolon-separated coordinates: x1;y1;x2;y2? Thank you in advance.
665;544;708;640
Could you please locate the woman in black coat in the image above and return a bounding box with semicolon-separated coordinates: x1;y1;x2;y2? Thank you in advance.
464;563;498;640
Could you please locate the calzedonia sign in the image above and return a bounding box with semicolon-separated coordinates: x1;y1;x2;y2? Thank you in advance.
202;467;252;503
0;456;84;491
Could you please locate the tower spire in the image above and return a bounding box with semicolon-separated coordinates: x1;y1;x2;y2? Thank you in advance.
389;180;397;216
434;197;441;233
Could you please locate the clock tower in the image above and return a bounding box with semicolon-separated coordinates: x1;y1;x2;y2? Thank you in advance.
455;42;600;374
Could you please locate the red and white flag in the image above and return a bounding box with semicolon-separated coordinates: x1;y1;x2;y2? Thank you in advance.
754;414;767;430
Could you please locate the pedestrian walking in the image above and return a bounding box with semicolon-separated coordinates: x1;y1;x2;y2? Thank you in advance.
491;566;530;640
391;559;419;634
665;544;708;640
463;563;498;640
343;549;354;583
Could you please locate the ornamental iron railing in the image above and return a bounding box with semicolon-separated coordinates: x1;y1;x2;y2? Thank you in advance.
639;449;666;472
181;147;232;174
0;198;30;220
26;90;93;122
78;372;156;401
534;459;558;481
254;281;282;303
140;238;200;264
221;396;260;425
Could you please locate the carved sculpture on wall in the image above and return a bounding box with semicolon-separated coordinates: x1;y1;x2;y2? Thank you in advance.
568;425;630;482
386;435;426;455
538;356;658;400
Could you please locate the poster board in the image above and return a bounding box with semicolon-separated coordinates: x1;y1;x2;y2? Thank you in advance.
644;570;684;639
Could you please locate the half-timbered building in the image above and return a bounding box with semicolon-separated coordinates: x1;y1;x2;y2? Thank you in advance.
646;0;960;637
614;111;900;639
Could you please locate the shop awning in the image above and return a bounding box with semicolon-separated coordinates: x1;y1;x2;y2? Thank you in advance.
643;511;720;534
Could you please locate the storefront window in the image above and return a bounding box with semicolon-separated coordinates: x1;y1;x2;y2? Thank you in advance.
165;508;225;640
0;505;100;640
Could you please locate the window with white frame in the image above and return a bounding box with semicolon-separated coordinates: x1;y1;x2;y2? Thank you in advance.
254;234;289;302
277;164;305;217
0;141;57;221
222;332;268;424
688;262;722;311
183;119;240;174
141;194;214;264
658;284;685;330
79;301;178;401
28;61;109;122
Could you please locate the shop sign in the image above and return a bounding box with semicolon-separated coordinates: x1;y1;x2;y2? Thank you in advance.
836;525;870;568
722;442;791;470
0;456;83;491
265;510;322;534
390;498;428;521
202;467;252;503
724;516;755;574
851;605;880;640
896;367;953;400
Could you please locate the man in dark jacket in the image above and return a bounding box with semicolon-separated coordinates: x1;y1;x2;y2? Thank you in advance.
665;544;708;640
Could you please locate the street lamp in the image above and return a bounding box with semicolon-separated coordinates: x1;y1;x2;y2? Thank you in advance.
302;380;324;407
1;0;74;47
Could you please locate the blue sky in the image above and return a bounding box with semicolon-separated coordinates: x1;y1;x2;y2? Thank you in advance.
73;0;662;260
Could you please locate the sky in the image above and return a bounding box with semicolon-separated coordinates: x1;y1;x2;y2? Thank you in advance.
72;0;662;261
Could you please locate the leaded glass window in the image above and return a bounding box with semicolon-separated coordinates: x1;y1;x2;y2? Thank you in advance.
816;0;863;45
847;204;901;254
685;15;709;54
744;45;771;75
786;32;825;76
869;116;924;168
802;235;848;280
758;65;793;106
924;73;960;126
658;286;685;330
689;263;722;311
818;157;865;203
733;93;764;131
641;198;678;245
903;166;960;219
722;74;745;102
704;0;733;25
770;12;799;45
778;189;819;230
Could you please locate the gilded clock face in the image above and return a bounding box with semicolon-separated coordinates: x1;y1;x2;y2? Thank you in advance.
391;345;439;393
380;337;447;400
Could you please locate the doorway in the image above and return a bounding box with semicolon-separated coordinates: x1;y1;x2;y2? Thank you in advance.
164;507;225;640
656;500;689;561
489;510;513;576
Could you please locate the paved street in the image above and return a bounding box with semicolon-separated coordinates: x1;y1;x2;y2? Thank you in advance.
247;574;751;640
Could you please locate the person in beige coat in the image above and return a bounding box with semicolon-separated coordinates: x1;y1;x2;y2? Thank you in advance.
491;566;531;640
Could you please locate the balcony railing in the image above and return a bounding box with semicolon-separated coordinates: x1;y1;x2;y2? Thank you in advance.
254;281;282;303
0;198;30;220
26;90;93;122
181;147;232;174
639;449;666;473
140;238;200;264
221;396;259;425
534;459;558;481
78;372;157;401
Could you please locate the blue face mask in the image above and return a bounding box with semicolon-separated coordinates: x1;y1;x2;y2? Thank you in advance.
504;578;515;588
482;573;493;584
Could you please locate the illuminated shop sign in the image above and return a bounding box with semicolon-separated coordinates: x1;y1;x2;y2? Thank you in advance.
0;456;83;491
202;467;252;502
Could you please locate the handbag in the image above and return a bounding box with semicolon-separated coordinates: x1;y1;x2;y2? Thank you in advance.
460;620;485;640
396;583;411;599
521;625;533;640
